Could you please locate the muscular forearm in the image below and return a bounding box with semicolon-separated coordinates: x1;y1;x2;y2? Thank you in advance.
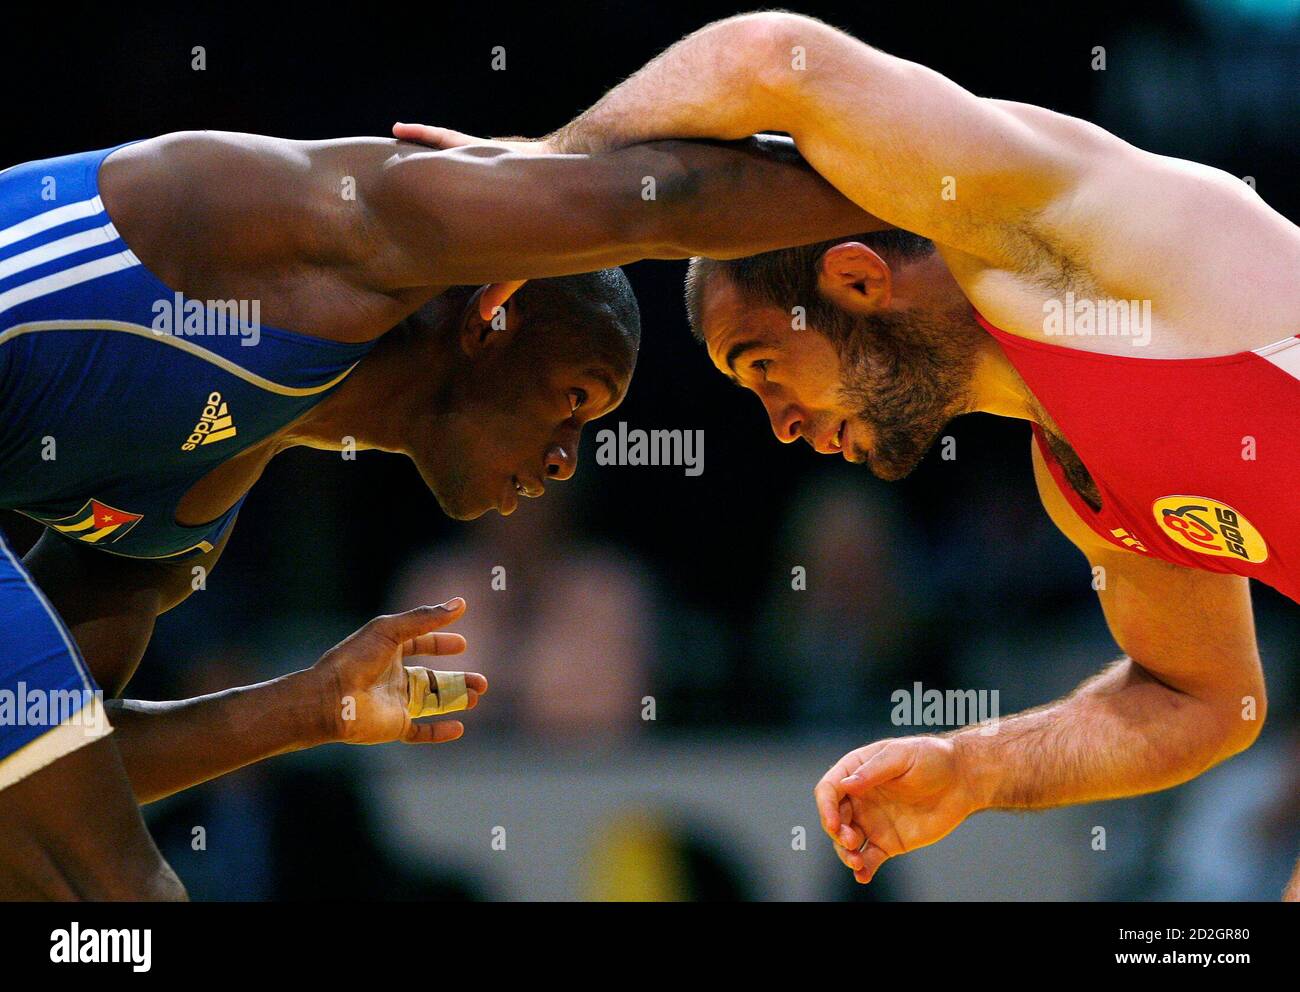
637;136;889;259
105;669;333;804
383;134;887;286
953;658;1257;812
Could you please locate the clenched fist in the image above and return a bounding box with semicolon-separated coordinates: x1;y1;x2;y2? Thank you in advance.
814;736;983;884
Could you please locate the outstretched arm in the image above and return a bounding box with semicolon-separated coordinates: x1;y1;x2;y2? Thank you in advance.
815;442;1266;884
542;11;1115;264
101;603;483;804
363;131;890;289
101;128;886;342
26;534;483;804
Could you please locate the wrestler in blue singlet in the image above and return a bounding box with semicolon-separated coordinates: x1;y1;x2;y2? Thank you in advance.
0;144;376;785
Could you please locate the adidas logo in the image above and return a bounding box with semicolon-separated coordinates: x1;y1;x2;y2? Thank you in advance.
181;391;237;451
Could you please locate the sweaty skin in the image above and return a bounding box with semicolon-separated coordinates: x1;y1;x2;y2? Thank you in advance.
523;11;1300;894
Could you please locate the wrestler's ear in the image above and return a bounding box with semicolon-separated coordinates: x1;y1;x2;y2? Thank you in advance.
816;241;891;314
459;285;521;358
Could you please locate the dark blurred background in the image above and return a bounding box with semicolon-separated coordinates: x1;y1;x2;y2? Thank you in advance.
3;0;1299;899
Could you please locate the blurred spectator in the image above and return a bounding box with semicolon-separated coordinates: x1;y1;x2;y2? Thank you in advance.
390;480;657;740
750;469;933;726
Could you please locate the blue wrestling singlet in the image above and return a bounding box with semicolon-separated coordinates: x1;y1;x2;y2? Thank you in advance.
0;142;378;784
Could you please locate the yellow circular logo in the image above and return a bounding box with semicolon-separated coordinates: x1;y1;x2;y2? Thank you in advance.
1152;496;1268;564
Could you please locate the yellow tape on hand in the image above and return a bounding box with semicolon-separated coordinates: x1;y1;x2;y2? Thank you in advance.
405;667;469;718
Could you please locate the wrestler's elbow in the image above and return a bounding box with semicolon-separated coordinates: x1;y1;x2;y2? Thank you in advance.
685;12;817;116
733;12;855;97
1207;675;1267;762
1226;688;1267;757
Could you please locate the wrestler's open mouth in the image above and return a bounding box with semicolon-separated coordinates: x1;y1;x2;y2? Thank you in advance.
829;421;845;451
513;475;545;498
502;476;545;514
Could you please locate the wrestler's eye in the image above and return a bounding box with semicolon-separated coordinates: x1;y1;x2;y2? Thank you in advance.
568;389;588;414
751;359;773;379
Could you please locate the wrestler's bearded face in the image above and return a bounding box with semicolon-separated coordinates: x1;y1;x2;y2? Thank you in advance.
817;301;978;480
704;279;977;481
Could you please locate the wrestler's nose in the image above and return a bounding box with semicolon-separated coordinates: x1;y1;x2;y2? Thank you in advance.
762;394;803;444
544;442;576;480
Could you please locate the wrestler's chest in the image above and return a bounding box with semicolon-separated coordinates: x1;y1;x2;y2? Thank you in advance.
173;431;287;527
